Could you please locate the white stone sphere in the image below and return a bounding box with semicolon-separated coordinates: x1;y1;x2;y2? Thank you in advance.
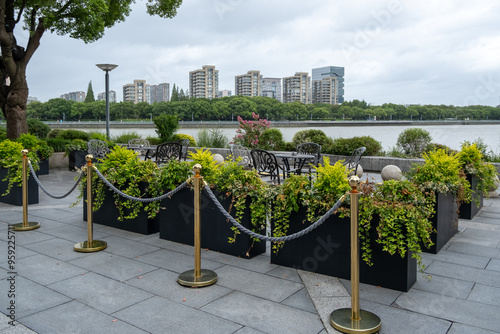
213;153;224;164
347;164;363;178
381;165;402;181
489;174;500;192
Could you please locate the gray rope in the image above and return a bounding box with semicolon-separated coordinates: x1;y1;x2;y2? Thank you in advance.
93;166;188;202
204;185;347;243
28;161;83;199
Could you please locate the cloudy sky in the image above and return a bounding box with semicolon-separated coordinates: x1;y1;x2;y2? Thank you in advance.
22;0;500;106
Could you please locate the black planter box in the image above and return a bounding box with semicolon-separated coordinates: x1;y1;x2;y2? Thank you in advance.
159;187;266;258
271;208;416;292
0;168;39;206
69;150;88;171
423;192;459;254
83;184;159;235
460;174;483;220
37;158;49;176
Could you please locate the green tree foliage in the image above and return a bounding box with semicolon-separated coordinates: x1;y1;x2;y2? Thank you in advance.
292;129;333;147
328;136;382;156
153;114;179;142
0;0;184;139
84;81;95;103
396;128;432;157
27;119;51;139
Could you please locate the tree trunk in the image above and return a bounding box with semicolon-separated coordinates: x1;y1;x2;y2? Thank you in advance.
4;82;29;139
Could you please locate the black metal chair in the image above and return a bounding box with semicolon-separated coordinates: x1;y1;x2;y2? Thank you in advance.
343;147;366;176
294;142;322;175
87;139;109;160
230;144;253;169
250;149;283;184
177;139;190;161
145;142;182;164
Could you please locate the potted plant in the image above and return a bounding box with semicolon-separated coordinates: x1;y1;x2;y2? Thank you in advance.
159;148;269;258
65;139;88;171
407;149;471;253
0;140;39;205
457;142;497;219
77;146;162;234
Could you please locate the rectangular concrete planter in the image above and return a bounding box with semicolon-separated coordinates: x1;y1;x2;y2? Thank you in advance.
83;184;159;235
270;208;416;292
159;187;266;259
0;168;39;206
459;174;483;220
423;192;459;254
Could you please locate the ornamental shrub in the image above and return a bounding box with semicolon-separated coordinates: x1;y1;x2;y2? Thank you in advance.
258;128;285;150
153;114;179;142
326;136;382;156
232;112;270;149
396;128;432;157
27;119;51;139
172;133;197;146
291;129;333;147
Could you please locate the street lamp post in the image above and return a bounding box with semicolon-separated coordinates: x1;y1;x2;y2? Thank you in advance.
96;64;118;140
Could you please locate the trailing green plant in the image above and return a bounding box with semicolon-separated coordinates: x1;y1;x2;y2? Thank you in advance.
258;128;285;150
0;140;39;195
457;142;497;201
396;128;432;157
406;149;471;204
354;180;435;270
36;140;54;160
326;136;382;156
27;119;51;138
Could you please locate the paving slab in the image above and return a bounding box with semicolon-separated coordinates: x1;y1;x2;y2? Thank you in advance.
266;266;302;283
48;272;154;314
424;249;491;269
201;291;324;334
425;260;500;288
448;322;500;334
202;250;279;274
125;268;232;308
68;252;158;282
395;289;500;332
135;248;223;273
452;228;500;248
486;258;500;272
114;296;242;334
467;283;500;307
339;278;402;306
280;288;317;313
22;237;88;262
21;300;147;334
98;235;160;259
447;241;500;259
215;265;304;302
412;272;474;299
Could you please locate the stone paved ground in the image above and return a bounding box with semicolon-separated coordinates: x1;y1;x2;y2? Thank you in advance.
1;169;499;334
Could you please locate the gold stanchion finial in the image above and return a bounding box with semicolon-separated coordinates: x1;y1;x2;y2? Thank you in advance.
11;149;40;231
74;155;107;252
330;175;381;333
178;164;218;288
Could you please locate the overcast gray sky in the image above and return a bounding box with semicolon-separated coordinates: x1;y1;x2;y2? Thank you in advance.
23;0;500;106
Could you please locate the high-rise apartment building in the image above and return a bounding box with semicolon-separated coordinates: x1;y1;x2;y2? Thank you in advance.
235;70;262;97
97;90;117;103
189;65;219;99
311;66;344;105
217;89;232;98
282;72;311;104
123;80;150;104
260;78;282;102
150;83;170;103
60;91;85;102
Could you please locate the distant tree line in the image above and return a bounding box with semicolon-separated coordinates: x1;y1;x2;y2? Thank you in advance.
14;97;500;122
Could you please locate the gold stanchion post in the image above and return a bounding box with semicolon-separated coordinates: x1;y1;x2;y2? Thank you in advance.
178;164;218;287
330;176;381;334
74;155;107;252
11;150;40;231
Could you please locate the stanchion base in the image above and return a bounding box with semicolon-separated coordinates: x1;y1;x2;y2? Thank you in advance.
10;222;40;231
177;269;218;288
330;308;381;334
74;240;107;253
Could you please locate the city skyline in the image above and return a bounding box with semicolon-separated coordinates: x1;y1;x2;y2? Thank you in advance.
24;1;500;107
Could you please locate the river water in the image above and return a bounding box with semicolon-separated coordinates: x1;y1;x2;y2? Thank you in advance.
92;124;500;153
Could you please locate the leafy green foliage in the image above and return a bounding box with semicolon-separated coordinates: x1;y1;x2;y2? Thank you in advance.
396;128;432;157
57;129;90;141
46;138;71;152
153;114;179;142
327;136;382;156
188;148;220;185
27;119;51;138
172;133;196;146
196;129;228;148
258;128;285;150
0;140;39;195
112;131;143;144
291;129;333;147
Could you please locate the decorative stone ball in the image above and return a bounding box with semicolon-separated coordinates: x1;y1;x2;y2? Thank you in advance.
213;153;224;164
381;165;402;181
347;164;363;178
489;174;500;192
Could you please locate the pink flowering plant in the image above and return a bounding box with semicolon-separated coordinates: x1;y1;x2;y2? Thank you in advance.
232;112;271;149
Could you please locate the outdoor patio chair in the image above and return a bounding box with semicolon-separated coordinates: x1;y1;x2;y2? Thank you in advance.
128;138;150;155
177;138;190;161
87;139;110;160
145;141;182;164
250;149;283;184
230;144;253;169
294;142;322;176
343;146;366;176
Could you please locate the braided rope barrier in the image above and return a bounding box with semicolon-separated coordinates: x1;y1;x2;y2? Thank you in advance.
93;167;188;202
204;185;347;243
28;161;84;199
